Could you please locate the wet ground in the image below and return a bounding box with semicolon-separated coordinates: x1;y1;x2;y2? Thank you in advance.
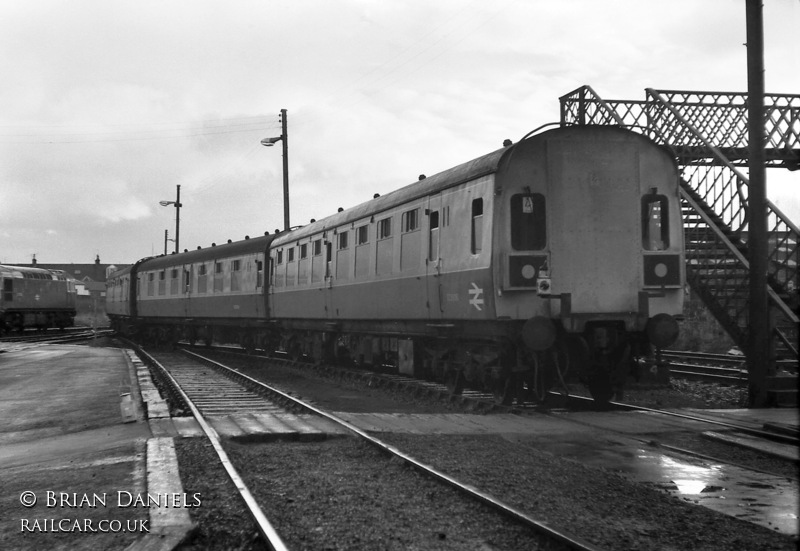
325;409;800;536
0;344;150;550
221;359;799;537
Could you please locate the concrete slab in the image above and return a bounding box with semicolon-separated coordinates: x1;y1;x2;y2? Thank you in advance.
703;430;799;461
0;345;152;550
679;408;800;432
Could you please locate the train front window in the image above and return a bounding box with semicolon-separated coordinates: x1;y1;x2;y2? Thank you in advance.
642;194;669;250
510;194;546;250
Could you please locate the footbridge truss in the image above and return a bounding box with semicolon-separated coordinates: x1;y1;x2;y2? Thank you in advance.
560;85;799;377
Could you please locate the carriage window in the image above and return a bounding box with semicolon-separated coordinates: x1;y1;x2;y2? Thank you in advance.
511;193;546;250
356;225;369;245
402;209;419;232
276;250;283;264
338;231;349;250
642;194;670;250
313;239;322;256
256;260;263;288
287;248;295;262
471;198;483;254
300;244;308;259
378;217;392;239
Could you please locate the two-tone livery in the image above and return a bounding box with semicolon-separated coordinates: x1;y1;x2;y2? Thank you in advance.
108;125;684;403
0;265;77;333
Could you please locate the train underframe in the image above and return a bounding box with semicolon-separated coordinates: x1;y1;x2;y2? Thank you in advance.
0;309;76;334
112;314;673;404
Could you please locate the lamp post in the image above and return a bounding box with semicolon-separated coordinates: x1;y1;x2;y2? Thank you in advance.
261;109;290;231
159;184;182;253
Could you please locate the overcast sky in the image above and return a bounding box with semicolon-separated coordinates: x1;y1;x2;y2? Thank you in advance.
1;0;798;265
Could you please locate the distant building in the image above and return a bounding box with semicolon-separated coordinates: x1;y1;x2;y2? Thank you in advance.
13;255;129;296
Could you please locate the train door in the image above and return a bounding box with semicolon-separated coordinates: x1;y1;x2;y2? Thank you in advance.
182;263;192;317
323;240;334;319
426;194;443;319
255;255;266;318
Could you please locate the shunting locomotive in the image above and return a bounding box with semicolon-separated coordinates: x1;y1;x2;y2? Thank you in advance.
0;265;77;333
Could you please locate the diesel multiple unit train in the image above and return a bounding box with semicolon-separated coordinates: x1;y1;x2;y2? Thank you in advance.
0;265;77;333
107;125;684;403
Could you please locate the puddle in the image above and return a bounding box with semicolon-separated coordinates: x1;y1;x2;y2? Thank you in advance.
633;448;798;536
655;454;724;495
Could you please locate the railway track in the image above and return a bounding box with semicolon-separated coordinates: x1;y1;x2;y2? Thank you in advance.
196;345;797;471
0;328;113;348
566;393;799;455
137;345;604;551
661;350;749;385
661;349;799;386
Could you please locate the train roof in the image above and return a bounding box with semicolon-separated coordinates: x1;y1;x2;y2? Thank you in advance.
272;145;508;247
0;264;62;279
269;125;676;248
125;233;276;275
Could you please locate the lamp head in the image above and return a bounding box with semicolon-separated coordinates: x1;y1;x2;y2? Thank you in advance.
159;201;173;207
261;136;282;147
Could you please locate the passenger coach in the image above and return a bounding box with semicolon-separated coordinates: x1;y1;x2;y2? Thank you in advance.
109;125;684;403
268;125;684;402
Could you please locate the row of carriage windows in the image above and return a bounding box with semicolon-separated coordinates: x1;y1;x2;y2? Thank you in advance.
124;191;669;296
140;259;264;297
273;199;485;287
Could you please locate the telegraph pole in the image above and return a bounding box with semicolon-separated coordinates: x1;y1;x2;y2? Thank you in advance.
174;184;182;253
280;109;289;231
261;109;290;231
